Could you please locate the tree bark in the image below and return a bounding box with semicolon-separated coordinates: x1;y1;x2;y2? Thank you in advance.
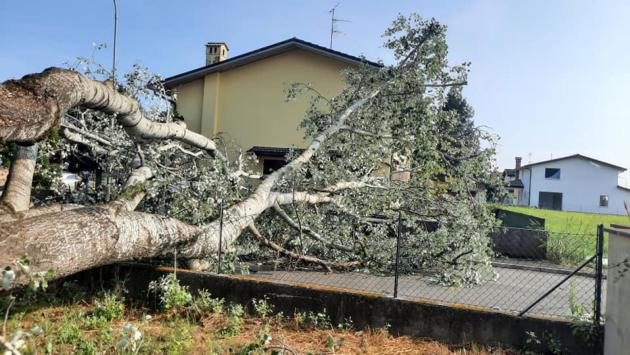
0;144;37;213
0;206;200;289
0;68;220;157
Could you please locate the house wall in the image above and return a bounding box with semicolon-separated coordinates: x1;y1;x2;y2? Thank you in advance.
173;49;351;152
519;158;630;215
174;78;204;132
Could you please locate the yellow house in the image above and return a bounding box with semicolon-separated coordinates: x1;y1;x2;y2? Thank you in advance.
163;38;379;173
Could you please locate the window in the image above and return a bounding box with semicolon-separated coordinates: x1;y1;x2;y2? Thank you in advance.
600;195;609;207
263;159;287;175
545;168;561;179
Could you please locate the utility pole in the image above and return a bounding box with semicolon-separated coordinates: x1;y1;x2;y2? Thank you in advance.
329;3;350;49
112;0;118;85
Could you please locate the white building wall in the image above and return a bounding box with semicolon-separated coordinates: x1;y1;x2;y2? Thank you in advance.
518;158;630;215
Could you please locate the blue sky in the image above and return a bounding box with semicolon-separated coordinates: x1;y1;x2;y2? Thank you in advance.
1;1;629;183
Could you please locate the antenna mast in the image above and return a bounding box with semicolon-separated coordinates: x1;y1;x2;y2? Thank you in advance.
329;3;350;49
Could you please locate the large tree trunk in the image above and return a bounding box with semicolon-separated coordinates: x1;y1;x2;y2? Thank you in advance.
0;206;200;288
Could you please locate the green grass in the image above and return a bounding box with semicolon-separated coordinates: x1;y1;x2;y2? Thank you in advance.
499;206;630;264
500;205;629;235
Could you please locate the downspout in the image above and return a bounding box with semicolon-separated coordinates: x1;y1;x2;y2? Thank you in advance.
527;167;532;207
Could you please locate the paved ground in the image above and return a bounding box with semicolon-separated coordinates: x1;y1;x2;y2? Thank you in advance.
248;265;606;318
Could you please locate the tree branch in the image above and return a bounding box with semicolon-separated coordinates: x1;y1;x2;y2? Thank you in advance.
272;203;354;253
339;125;393;139
0;334;21;355
0;144;37;213
0;68;223;159
60;128;110;155
107;166;153;213
247;224;360;271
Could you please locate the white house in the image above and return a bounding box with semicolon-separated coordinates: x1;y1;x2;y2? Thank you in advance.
505;154;630;215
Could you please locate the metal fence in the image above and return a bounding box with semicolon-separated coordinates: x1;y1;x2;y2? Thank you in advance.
238;216;607;324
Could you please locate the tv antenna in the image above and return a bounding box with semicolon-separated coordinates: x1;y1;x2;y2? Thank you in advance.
329;3;350;49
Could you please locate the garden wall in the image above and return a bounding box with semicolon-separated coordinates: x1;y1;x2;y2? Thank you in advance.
604;225;630;355
112;263;601;354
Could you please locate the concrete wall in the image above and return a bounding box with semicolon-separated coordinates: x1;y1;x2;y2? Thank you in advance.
113;263;601;355
173;48;350;153
604;226;630;355
519;157;630;215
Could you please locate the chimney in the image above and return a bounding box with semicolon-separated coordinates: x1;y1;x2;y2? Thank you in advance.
515;156;522;170
205;42;229;65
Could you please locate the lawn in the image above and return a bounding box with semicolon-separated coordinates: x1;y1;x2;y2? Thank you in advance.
499;205;629;264
500;205;629;235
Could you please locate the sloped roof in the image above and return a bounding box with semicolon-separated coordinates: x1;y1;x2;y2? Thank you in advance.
163;38;381;88
506;179;524;188
618;185;630;192
502;168;516;177
520;154;626;172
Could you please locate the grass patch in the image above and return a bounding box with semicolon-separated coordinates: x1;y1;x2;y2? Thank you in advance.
499;205;628;234
499;206;630;264
1;282;511;354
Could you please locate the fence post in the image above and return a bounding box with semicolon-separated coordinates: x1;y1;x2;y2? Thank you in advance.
594;224;604;325
217;200;224;274
394;210;402;298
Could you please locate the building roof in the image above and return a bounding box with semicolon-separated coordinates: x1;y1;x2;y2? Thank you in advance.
618;185;630;192
163;38;382;88
520;154;626;172
502;168;516;177
506;179;524;188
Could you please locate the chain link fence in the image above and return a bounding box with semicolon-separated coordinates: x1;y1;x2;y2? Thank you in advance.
238;214;606;323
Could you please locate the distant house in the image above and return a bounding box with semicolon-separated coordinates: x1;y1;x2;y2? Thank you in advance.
503;154;630;215
163;38;380;174
501;157;524;204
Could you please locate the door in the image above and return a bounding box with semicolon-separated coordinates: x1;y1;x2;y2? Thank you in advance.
538;191;563;210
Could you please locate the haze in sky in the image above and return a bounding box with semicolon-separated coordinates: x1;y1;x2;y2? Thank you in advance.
1;0;629;184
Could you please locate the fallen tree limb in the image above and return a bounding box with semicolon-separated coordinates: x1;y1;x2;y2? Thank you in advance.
272;204;354;253
0;68;221;158
0;206;201;289
247;224;361;272
0;144;37;213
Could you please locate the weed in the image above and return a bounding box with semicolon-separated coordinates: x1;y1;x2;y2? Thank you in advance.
218;304;245;337
148;274;193;311
116;322;143;354
165;320;193;354
306;310;332;330
192;289;225;314
92;292;125;321
252;296;273;318
325;334;338;354
292;309;332;330
337;316;354;330
566;283;601;344
523;330;562;355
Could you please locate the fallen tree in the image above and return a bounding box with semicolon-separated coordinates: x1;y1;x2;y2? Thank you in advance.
0;14;501;290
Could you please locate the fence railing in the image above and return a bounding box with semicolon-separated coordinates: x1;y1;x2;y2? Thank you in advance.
236;213;606;324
